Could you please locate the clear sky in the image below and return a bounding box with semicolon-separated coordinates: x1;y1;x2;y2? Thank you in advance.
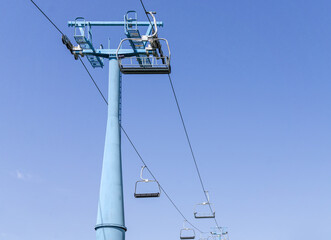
1;0;331;240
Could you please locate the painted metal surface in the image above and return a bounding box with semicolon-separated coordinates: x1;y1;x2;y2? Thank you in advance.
67;10;170;240
95;58;126;240
73;17;104;68
116;37;171;74
123;11;151;66
68;18;162;67
68;21;163;27
68;12;170;72
78;49;147;58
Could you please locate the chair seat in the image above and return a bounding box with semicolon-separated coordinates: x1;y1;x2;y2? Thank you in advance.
134;192;160;198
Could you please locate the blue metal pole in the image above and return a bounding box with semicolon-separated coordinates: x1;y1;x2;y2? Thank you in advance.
95;58;126;240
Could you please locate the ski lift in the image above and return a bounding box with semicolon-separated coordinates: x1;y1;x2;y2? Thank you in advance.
221;232;229;240
210;227;223;236
180;221;196;240
194;191;216;219
210;227;228;240
116;12;171;74
208;236;217;240
220;227;228;236
198;233;209;240
134;166;161;198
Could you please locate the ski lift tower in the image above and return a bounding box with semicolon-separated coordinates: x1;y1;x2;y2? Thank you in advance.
66;11;171;240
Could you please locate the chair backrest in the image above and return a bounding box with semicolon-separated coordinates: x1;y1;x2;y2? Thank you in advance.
134;180;161;198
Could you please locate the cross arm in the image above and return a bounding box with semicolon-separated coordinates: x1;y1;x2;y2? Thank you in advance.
72;48;148;58
68;21;163;27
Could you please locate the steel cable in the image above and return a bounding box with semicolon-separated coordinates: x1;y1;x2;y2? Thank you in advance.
137;0;224;233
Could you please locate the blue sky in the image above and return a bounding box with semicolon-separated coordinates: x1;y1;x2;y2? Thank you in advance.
1;0;331;240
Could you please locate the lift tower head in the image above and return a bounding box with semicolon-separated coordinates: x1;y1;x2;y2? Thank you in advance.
68;11;171;73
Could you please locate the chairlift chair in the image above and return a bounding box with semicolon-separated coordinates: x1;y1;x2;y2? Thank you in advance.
194;202;215;218
194;191;216;219
180;221;196;240
180;230;196;240
134;166;161;198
